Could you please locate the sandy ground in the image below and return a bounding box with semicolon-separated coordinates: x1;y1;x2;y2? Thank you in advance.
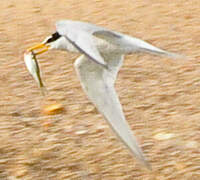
0;0;200;179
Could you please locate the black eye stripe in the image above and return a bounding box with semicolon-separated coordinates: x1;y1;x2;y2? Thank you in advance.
46;32;61;43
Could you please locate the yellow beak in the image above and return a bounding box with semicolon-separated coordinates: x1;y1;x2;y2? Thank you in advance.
27;43;49;55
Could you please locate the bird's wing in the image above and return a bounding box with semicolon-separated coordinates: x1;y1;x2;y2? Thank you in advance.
74;54;151;170
94;30;182;58
94;30;183;59
56;21;107;68
56;20;182;59
59;20;124;46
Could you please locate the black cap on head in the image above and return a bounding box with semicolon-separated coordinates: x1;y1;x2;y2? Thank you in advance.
46;32;61;43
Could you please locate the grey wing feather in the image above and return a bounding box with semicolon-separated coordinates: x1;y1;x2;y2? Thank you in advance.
74;54;151;170
63;32;107;68
56;20;110;68
56;20;182;59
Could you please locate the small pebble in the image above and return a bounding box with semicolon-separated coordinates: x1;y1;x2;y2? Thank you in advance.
75;129;88;135
153;132;175;140
42;103;64;115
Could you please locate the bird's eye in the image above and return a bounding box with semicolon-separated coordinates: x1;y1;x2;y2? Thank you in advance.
46;32;61;43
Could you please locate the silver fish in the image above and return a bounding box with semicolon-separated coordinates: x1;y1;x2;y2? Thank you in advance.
24;51;47;95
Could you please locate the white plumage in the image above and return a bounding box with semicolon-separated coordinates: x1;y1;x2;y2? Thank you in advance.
28;20;182;170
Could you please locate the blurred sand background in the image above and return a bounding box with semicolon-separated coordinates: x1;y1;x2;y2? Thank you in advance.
0;0;200;179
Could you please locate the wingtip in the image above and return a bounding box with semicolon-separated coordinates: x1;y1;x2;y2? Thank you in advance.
142;159;152;171
166;52;187;60
135;152;152;171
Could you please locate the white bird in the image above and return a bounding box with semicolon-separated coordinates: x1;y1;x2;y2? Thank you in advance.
27;20;181;170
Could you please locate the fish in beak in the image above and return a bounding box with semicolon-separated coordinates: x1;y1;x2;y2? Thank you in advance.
24;51;47;96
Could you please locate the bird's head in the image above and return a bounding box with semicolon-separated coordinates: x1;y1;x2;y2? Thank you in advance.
27;32;65;55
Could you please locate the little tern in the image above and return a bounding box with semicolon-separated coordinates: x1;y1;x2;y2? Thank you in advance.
27;20;181;170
